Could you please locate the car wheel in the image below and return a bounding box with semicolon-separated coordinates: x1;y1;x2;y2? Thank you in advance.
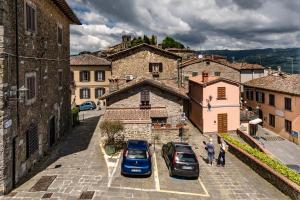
168;166;173;177
90;107;93;110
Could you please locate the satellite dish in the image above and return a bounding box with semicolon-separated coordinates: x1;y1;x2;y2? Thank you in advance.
198;54;203;59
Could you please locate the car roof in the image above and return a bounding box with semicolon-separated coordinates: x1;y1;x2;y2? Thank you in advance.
173;142;193;153
127;140;148;150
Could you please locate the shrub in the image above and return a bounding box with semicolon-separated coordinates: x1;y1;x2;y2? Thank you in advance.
100;120;124;145
221;134;300;186
71;107;79;126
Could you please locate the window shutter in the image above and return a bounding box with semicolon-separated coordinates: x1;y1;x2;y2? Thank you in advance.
80;89;83;99
217;87;226;99
102;71;105;81
95;88;98;98
87;71;90;81
87;89;90;98
94;71;98;81
256;92;259;101
159;63;163;72
149;63;153;72
141;90;150;102
79;72;83;82
262;93;265;103
26;4;31;31
31;8;35;31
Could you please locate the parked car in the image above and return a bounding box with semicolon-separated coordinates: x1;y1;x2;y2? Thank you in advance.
121;140;152;176
79;101;96;111
162;142;199;179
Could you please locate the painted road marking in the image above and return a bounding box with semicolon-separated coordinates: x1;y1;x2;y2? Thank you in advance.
105;149;210;197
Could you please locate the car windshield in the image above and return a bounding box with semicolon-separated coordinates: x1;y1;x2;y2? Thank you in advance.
127;149;147;159
176;153;197;163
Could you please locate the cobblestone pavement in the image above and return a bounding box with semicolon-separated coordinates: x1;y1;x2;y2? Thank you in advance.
1;117;290;200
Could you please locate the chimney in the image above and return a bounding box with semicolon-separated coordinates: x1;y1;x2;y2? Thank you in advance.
268;67;272;75
277;66;281;73
202;71;209;83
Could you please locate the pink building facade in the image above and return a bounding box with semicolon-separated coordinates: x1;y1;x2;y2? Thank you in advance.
189;72;240;133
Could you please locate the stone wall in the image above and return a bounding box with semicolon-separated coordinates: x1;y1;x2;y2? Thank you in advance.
0;0;73;194
111;49;178;80
226;139;300;200
107;85;184;125
181;61;240;86
152;128;189;144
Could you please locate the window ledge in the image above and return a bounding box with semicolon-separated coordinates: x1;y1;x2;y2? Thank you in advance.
217;98;227;100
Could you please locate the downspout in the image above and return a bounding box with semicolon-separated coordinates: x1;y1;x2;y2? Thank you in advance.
15;0;20;126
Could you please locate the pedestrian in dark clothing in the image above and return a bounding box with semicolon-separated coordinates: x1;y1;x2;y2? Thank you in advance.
206;138;214;166
217;139;227;167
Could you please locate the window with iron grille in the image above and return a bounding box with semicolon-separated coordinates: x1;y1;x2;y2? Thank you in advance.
25;2;36;33
80;71;90;82
192;71;198;77
95;88;105;98
285;119;292;133
57;25;63;45
214;71;221;76
284;97;292;111
95;71;105;81
269;114;275;127
25;72;36;103
26;123;38;159
80;88;90;99
217;87;226;99
269;94;275;106
140;90;150;106
149;63;163;72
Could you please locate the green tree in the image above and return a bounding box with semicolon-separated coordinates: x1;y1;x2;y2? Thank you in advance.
100;120;124;145
143;35;151;44
131;36;144;47
150;35;157;45
161;36;185;49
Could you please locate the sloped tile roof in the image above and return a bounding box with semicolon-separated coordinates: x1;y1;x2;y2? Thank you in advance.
70;54;111;66
243;74;300;96
51;0;81;24
189;75;240;86
103;107;168;121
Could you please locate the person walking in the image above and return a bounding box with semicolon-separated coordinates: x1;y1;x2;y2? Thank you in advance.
217;139;228;167
206;138;215;166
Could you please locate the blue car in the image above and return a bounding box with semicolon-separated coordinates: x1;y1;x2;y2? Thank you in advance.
121;140;152;176
79;101;96;111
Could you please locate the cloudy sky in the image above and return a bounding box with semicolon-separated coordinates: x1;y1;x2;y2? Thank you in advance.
67;0;300;54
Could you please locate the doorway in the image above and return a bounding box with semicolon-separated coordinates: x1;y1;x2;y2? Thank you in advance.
218;113;228;133
49;117;56;147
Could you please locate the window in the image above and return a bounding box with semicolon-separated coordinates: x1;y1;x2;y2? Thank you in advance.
214;71;221;76
57;24;63;45
206;61;210;65
256;91;265;103
192;71;198;77
25;2;36;33
80;88;90;99
25;72;36;104
285;119;292;133
80;71;90;82
217;87;226;99
269;94;275;106
58;70;63;89
95;88;105;98
246;90;254;100
269;114;275;127
149;63;163;72
26;123;38;159
285;97;292;111
140;90;150;108
95;70;105;81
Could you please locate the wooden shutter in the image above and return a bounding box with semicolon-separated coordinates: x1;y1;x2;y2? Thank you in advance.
149;63;153;72
262;92;265;103
159;63;163;72
217;87;226;99
87;71;90;81
80;72;83;82
87;88;90;98
218;113;228;133
102;71;105;81
80;89;83;99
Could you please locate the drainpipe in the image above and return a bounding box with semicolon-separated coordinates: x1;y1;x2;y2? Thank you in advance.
15;0;20;126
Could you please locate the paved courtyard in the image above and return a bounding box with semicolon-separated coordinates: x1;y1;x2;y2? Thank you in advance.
2;113;290;200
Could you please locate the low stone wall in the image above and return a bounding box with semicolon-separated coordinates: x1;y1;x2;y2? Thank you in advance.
226;140;300;200
122;123;152;141
152;127;189;144
236;129;269;154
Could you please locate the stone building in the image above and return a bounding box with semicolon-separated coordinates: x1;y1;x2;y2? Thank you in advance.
100;78;189;143
165;48;197;61
70;54;111;106
180;58;265;90
0;0;80;194
108;43;181;84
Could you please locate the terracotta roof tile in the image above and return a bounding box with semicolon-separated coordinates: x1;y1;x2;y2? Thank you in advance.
244;74;300;96
70;54;111;66
103;107;167;121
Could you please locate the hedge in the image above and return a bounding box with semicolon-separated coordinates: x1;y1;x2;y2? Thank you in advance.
72;107;79;126
221;134;300;186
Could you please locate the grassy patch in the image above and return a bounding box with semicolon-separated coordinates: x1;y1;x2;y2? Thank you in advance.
221;133;300;186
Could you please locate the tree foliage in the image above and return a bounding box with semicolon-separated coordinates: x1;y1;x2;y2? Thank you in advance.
131;34;158;47
100;120;124;145
161;36;185;49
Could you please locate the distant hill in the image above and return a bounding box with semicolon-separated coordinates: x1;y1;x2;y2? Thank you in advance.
197;48;300;74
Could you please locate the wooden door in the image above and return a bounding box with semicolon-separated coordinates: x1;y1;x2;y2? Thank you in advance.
218;113;228;133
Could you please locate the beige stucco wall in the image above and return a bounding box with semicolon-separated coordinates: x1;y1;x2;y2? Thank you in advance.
202;82;240;133
71;65;111;105
244;87;300;145
111;50;178;80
